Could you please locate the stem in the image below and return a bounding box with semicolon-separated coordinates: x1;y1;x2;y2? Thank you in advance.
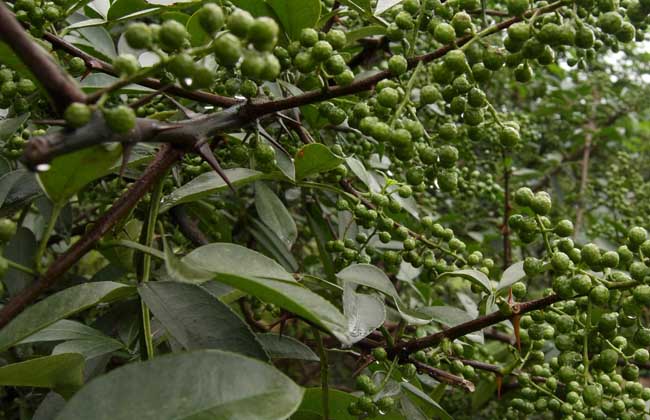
5;259;36;276
502;151;512;270
139;179;165;360
35;202;63;272
313;328;329;420
100;239;165;260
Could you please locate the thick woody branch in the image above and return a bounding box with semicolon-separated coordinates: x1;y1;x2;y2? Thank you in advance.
0;1;85;112
0;145;182;328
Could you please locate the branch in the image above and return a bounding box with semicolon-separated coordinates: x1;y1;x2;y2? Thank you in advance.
410;358;476;392
0;1;85;112
24;0;567;166
0;145;182;328
391;294;561;356
41;32;239;108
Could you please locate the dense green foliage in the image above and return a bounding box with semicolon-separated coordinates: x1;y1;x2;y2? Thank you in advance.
1;0;650;418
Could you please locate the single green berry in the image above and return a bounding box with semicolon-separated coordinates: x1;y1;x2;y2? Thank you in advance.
197;4;224;34
227;9;254;38
64;102;92;128
388;55;408;75
125;23;152;49
158;20;189;51
0;219;17;242
103;105;136;134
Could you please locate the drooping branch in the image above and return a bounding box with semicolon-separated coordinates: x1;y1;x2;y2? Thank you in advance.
0;145;183;328
0;1;85;112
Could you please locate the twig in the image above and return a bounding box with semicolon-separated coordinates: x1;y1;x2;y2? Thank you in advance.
410;358;476;392
574;88;598;238
502;151;512;269
314;328;330;420
41;32;239;108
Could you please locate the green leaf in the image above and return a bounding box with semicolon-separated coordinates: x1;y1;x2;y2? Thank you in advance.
230;0;275;17
139;282;268;360
246;217;299;272
2;227;37;295
182;243;354;345
294;388;407;420
257;333;319;361
186;9;210;47
162;233;213;283
305;203;336;280
401;382;453;420
255;182;297;248
52;337;124;360
160;168;268;212
0;170;28;209
438;269;493;294
345;25;387;44
0;113;30;141
37;144;123;204
337;264;432;325
0;354;84;398
55;350;304;420
426;306;474;326
0;282;134;352
343;284;385;343
0;171;42;217
184;242;295;282
375;0;405;14
346;157;381;192
17;319;125;359
0;42;38;82
295;143;344;180
19;319;113;343
107;0;153;20
497;261;526;292
267;0;321;39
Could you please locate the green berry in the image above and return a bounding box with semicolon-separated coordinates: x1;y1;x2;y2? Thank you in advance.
248;17;279;51
227;9;254;38
500;126;520;147
434;23;456;44
64;102;92;128
197;4;224;34
388;55;408;75
507;0;529;15
113;54;140;77
372;347;388;361
214;34;242;67
598;11;623;34
103;105;136;134
325;29;347;50
312;40;333;62
158;20;189;51
0;219;17;242
530;192;551;215
300;28;319;47
590;285;610;305
125;23;152;49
